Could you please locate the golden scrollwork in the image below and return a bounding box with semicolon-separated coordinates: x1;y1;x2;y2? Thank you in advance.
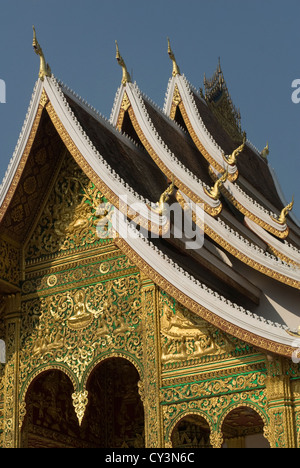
160;300;235;364
25;154;106;259
72;390;89;426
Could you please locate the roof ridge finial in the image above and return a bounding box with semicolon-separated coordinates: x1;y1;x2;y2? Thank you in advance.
32;25;51;81
272;196;294;225
205;170;228;200
261;142;269;159
223;136;246;165
167;38;180;77
115;41;131;86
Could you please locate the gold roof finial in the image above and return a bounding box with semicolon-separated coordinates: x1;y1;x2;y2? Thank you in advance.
115;41;131;86
223;137;246;166
272;197;294;225
205;170;228;200
154;177;175;215
167;38;180;77
32;25;51;81
261;142;269;159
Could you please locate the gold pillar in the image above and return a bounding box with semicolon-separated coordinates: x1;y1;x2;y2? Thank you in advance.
3;294;21;448
265;355;296;448
140;274;164;448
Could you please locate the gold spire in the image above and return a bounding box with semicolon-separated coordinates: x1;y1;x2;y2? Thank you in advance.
261;142;269;159
204;170;228;200
272;197;294;225
223;137;246;166
32;25;51;81
115;41;131;86
167;38;180;77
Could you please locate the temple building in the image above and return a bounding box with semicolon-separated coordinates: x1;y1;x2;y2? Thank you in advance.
1;30;300;448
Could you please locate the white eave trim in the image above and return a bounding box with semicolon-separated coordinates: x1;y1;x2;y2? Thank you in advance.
111;81;221;210
245;216;300;265
179;191;300;284
42;77;167;229
164;74;293;233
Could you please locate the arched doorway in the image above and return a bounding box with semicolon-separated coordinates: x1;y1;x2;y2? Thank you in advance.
21;358;144;448
221;406;270;448
83;357;145;448
171;414;212;448
21;369;80;448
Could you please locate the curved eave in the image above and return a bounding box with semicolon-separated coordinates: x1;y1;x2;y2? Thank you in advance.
110;82;223;218
164;74;291;240
0;75;170;237
177;191;300;290
112;208;297;358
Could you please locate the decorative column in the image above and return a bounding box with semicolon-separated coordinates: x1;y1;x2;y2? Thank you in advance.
140;274;164;448
265;355;296;448
3;294;21;448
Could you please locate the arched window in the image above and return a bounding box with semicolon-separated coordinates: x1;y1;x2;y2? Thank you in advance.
171;414;212;448
221;406;270;448
0;339;6;364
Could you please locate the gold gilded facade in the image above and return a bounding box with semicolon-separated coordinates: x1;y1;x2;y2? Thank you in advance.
1;34;300;448
1;146;300;448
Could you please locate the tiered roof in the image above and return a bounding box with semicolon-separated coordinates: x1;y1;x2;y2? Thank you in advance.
0;32;300;357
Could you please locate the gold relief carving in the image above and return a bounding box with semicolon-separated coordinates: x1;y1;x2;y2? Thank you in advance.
23;253;137;297
163;391;267;447
20;274;142;384
72;390;88;426
176;191;300;290
46;275;57;288
115;236;296;357
3;299;21;448
25;154;106;260
39;89;49;108
170;85;182;120
160;302;234;364
141;278;163;448
209;430;223;449
120;92;131;112
67;290;94;330
161;373;266;405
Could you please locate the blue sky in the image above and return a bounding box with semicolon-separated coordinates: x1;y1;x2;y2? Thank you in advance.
0;0;300;218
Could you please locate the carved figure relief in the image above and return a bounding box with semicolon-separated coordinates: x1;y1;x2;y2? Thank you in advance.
25;154;107;260
160;301;235;363
20;275;142;383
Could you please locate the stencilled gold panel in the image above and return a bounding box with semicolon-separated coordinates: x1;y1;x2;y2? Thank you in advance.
19;274;142;386
25;153;110;261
